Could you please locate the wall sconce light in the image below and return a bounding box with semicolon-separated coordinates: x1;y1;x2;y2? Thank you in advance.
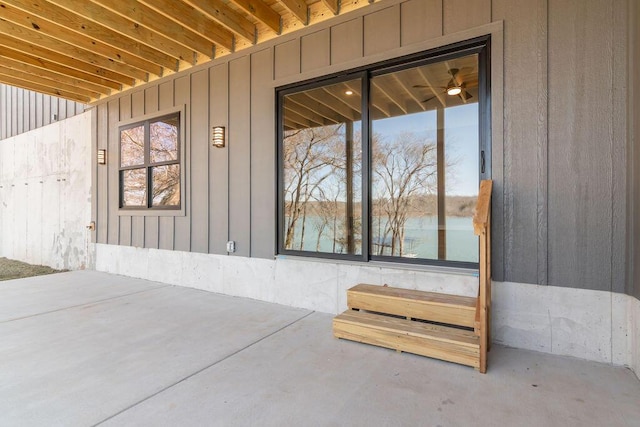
212;126;225;148
97;149;107;165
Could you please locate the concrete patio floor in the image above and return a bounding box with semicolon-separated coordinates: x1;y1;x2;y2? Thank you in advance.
1;271;638;427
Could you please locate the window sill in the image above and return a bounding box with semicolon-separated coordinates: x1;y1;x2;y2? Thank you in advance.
274;254;478;277
117;207;185;217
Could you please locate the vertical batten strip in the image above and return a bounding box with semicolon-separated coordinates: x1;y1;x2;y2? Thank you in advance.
537;0;549;286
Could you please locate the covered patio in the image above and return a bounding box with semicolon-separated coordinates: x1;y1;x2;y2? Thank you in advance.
1;271;638;426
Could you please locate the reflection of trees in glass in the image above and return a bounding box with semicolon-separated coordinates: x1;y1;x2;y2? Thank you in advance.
372;132;443;257
150;119;179;163
152;164;180;206
122;168;146;206
119;114;180;208
120;125;144;167
283;123;360;252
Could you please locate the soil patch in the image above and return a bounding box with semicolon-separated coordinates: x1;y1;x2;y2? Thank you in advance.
0;258;65;281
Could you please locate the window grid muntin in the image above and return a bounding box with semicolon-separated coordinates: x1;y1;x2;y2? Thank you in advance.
119;112;181;210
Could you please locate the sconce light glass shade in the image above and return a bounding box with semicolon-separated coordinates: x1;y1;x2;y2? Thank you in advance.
446;86;462;96
97;149;107;165
212;126;225;148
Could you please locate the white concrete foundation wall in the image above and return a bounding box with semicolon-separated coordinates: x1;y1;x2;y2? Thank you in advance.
95;243;639;374
0;112;92;270
94;243;477;315
631;297;640;378
493;281;639;374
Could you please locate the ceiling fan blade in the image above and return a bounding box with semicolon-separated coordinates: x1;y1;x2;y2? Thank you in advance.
421;95;437;103
461;90;473;101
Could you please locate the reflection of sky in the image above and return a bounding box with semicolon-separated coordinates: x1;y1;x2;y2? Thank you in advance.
372;103;479;196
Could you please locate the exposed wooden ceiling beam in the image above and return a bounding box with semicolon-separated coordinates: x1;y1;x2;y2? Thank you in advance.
285;107;325;128
0;45;127;90
392;74;426;112
0;73;91;103
139;0;235;52
89;0;215;58
229;0;281;34
289;92;352;123
185;0;256;44
321;0;339;15
278;0;308;25
48;0;196;64
0;0;374;103
416;67;446;108
0;20;146;83
303;91;359;122
0;65;102;99
0;57;112;95
284;101;333;127
371;79;408;115
1;0;173;73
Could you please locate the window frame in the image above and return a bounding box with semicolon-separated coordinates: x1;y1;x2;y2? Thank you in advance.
117;106;186;216
276;36;491;269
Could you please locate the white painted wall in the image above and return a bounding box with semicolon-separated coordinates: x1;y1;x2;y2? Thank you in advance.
0;112;93;270
94;243;639;377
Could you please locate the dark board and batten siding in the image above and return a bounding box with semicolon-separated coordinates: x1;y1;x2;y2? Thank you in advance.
633;0;640;300
92;0;634;297
0;84;85;140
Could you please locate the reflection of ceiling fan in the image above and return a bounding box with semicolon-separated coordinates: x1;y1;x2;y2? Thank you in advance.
413;68;473;103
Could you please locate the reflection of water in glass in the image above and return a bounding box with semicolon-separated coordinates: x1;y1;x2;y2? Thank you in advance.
286;215;478;263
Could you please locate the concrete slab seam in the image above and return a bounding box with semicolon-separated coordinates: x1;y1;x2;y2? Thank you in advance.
91;310;315;426
0;285;172;324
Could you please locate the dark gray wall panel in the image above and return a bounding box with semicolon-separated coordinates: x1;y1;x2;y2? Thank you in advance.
228;56;251;257
274;39;300;80
633;0;640;300
158;81;175;250
611;0;628;295
107;99;120;245
174;75;191;252
444;0;491;35
301;29;330;73
400;0;442;46
190;69;210;254
209;64;229;255
97;103;109;244
0;85;6;140
548;0;613;291
250;48;275;259
363;5;400;57
492;0;545;285
118;95;133;247
144;86;160;250
330;18;363;65
0;84;85;141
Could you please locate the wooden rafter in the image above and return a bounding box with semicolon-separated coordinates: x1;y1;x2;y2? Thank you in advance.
229;0;280;34
0;73;91;103
0;20;144;83
0;65;102;99
278;0;308;25
185;0;256;44
89;0;215;58
48;0;196;64
321;0;339;15
0;56;113;95
0;0;377;103
0;46;126;90
1;0;174;73
139;0;235;51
